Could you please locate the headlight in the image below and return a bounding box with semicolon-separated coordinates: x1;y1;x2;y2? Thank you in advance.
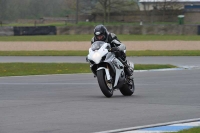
92;52;102;64
93;52;101;59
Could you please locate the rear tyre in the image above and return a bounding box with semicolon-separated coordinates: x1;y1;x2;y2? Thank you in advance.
97;69;113;98
119;79;135;96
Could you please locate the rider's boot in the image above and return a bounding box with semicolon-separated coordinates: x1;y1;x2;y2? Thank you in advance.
123;60;133;77
119;52;133;78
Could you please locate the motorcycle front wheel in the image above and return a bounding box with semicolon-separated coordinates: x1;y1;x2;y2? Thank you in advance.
97;69;113;98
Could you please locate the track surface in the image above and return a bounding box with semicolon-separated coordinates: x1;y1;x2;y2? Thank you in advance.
1;56;200;67
1;68;200;133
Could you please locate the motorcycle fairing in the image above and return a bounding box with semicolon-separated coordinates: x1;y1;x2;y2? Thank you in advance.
87;43;109;64
111;58;125;87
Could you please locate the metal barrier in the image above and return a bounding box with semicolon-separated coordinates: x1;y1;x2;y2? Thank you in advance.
198;25;200;35
13;26;56;36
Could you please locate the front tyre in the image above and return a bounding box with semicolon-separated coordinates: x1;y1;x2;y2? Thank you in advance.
97;69;113;98
119;79;135;96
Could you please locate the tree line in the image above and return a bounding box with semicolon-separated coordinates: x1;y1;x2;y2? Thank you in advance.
0;0;72;21
0;0;138;22
0;0;182;23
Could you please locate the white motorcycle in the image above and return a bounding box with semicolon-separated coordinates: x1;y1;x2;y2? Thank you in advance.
86;41;135;98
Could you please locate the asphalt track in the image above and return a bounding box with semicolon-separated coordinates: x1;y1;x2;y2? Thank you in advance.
0;56;200;133
1;56;200;67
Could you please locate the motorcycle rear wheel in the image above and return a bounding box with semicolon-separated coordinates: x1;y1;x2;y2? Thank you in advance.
97;69;113;98
119;79;135;96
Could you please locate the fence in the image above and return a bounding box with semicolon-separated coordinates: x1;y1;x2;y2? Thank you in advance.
57;25;199;35
13;26;56;36
0;25;199;36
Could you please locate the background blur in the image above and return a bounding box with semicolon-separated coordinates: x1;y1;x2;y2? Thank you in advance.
0;0;200;24
0;0;200;35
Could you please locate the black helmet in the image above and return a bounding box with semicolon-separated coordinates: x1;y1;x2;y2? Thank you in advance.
94;25;108;41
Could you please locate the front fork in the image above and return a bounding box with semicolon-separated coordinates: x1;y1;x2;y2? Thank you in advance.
97;66;111;82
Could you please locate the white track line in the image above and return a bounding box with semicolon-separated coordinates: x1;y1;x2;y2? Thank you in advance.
94;118;200;133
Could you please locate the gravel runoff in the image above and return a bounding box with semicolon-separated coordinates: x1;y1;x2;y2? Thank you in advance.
0;41;200;51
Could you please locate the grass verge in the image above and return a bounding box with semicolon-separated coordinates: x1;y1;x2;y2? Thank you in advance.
166;127;200;133
0;63;176;77
0;35;200;41
0;50;200;56
1;21;178;27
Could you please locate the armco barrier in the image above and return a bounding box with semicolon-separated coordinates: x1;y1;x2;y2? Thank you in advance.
13;26;56;36
57;25;198;35
198;25;200;35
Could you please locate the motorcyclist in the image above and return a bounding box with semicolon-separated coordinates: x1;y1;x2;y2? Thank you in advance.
91;24;133;77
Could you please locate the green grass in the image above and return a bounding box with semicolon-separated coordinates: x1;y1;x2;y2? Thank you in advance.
0;50;200;56
4;21;198;27
126;50;200;56
0;51;88;56
0;35;92;41
0;35;200;41
166;127;200;133
2;22;69;27
0;21;161;27
117;35;200;41
0;63;176;77
134;64;176;70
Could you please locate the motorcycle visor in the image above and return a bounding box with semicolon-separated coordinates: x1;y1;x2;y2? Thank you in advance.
96;34;105;41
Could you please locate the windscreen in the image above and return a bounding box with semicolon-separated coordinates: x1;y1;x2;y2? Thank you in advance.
91;41;105;51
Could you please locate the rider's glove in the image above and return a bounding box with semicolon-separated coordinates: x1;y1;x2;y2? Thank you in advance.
111;39;121;45
111;47;120;52
111;47;121;57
